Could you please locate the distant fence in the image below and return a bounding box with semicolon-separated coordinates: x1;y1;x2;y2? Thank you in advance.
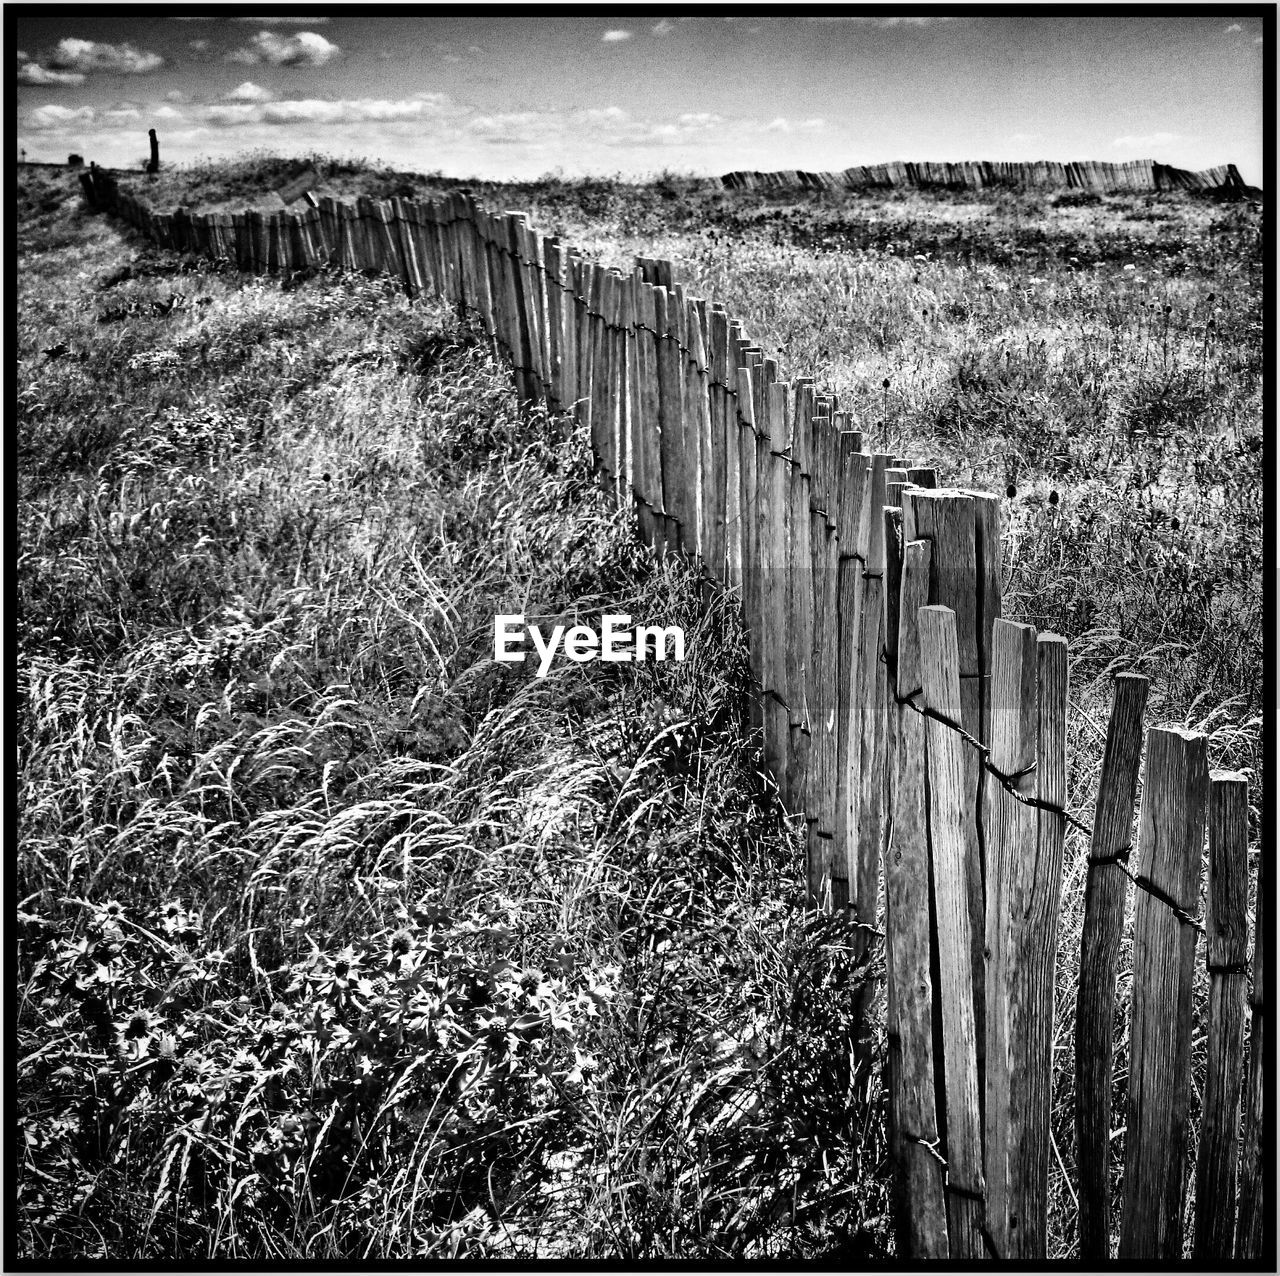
721;157;1249;194
77;164;1266;1264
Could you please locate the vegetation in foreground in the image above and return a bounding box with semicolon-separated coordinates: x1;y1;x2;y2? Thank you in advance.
16;167;884;1262
16;156;1264;1260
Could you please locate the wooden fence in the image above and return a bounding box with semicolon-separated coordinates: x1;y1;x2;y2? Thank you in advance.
77;164;1267;1264
720;158;1250;194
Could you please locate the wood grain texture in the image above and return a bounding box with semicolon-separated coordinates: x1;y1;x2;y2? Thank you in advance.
1118;726;1209;1261
884;542;947;1258
907;489;985;1071
983;618;1038;1259
997;632;1068;1260
1234;839;1264;1260
918;604;986;1260
1074;672;1148;1261
1192;772;1249;1261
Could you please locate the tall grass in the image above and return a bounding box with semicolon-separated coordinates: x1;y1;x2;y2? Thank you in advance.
16;165;887;1262
17;156;1262;1260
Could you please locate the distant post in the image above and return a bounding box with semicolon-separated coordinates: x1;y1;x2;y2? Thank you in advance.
147;128;160;175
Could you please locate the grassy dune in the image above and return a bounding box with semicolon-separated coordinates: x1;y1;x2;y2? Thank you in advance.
16;157;1263;1260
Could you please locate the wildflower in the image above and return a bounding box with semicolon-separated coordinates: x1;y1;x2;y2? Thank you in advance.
1122;263;1136;272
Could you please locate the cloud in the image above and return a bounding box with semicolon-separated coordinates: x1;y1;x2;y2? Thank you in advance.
26;103;97;131
231;15;331;22
227;30;340;67
166;89;190;102
48;38;163;74
601;30;632;42
202;93;450;127
1113;131;1182;148
652;19;675;36
1225;22;1243;32
806;15;958;26
17;49;29;60
223;80;275;102
189;40;211;53
18;62;87;85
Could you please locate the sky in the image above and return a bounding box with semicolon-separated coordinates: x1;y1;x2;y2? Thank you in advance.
10;10;1269;186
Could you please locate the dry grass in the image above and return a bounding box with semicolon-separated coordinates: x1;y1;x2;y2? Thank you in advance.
16;156;1263;1261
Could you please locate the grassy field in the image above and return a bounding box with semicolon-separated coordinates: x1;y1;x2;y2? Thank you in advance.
15;156;1263;1261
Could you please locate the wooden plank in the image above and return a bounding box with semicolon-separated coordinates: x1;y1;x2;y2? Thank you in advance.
724;321;744;591
1074;673;1149;1261
737;363;763;720
918;604;987;1261
1192;772;1249;1262
686;299;712;557
998;631;1069;1260
760;381;791;790
906;488;985;1068
655;285;686;548
1118;726;1210;1261
708;308;730;580
588;268;612;480
884;540;948;1258
1234;840;1264;1260
836;447;870;903
983;618;1038;1259
624;271;645;522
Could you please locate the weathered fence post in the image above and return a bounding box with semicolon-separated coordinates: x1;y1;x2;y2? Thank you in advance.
982;617;1037;1259
1118;725;1209;1260
884;541;948;1257
1074;672;1149;1260
1193;771;1250;1261
1234;839;1265;1260
147;127;159;175
918;604;986;1260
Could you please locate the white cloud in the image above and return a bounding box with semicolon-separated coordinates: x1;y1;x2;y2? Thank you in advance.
652;19;675;36
223;80;275;102
1225;22;1243;32
227;30;340;67
48;38;164;74
806;15;958;26
601;30;632;42
1113;131;1182;149
202;93;450;127
17;49;29;61
26;103;98;131
763;117;791;133
189;40;211;53
166;89;190;102
18;63;86;85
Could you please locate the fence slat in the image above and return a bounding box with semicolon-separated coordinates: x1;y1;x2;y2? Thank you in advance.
1192;771;1249;1261
918;604;987;1261
1074;672;1149;1260
885;541;948;1258
905;489;984;1068
983;617;1038;1259
1118;726;1209;1261
1234;839;1264;1260
1003;631;1068;1260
